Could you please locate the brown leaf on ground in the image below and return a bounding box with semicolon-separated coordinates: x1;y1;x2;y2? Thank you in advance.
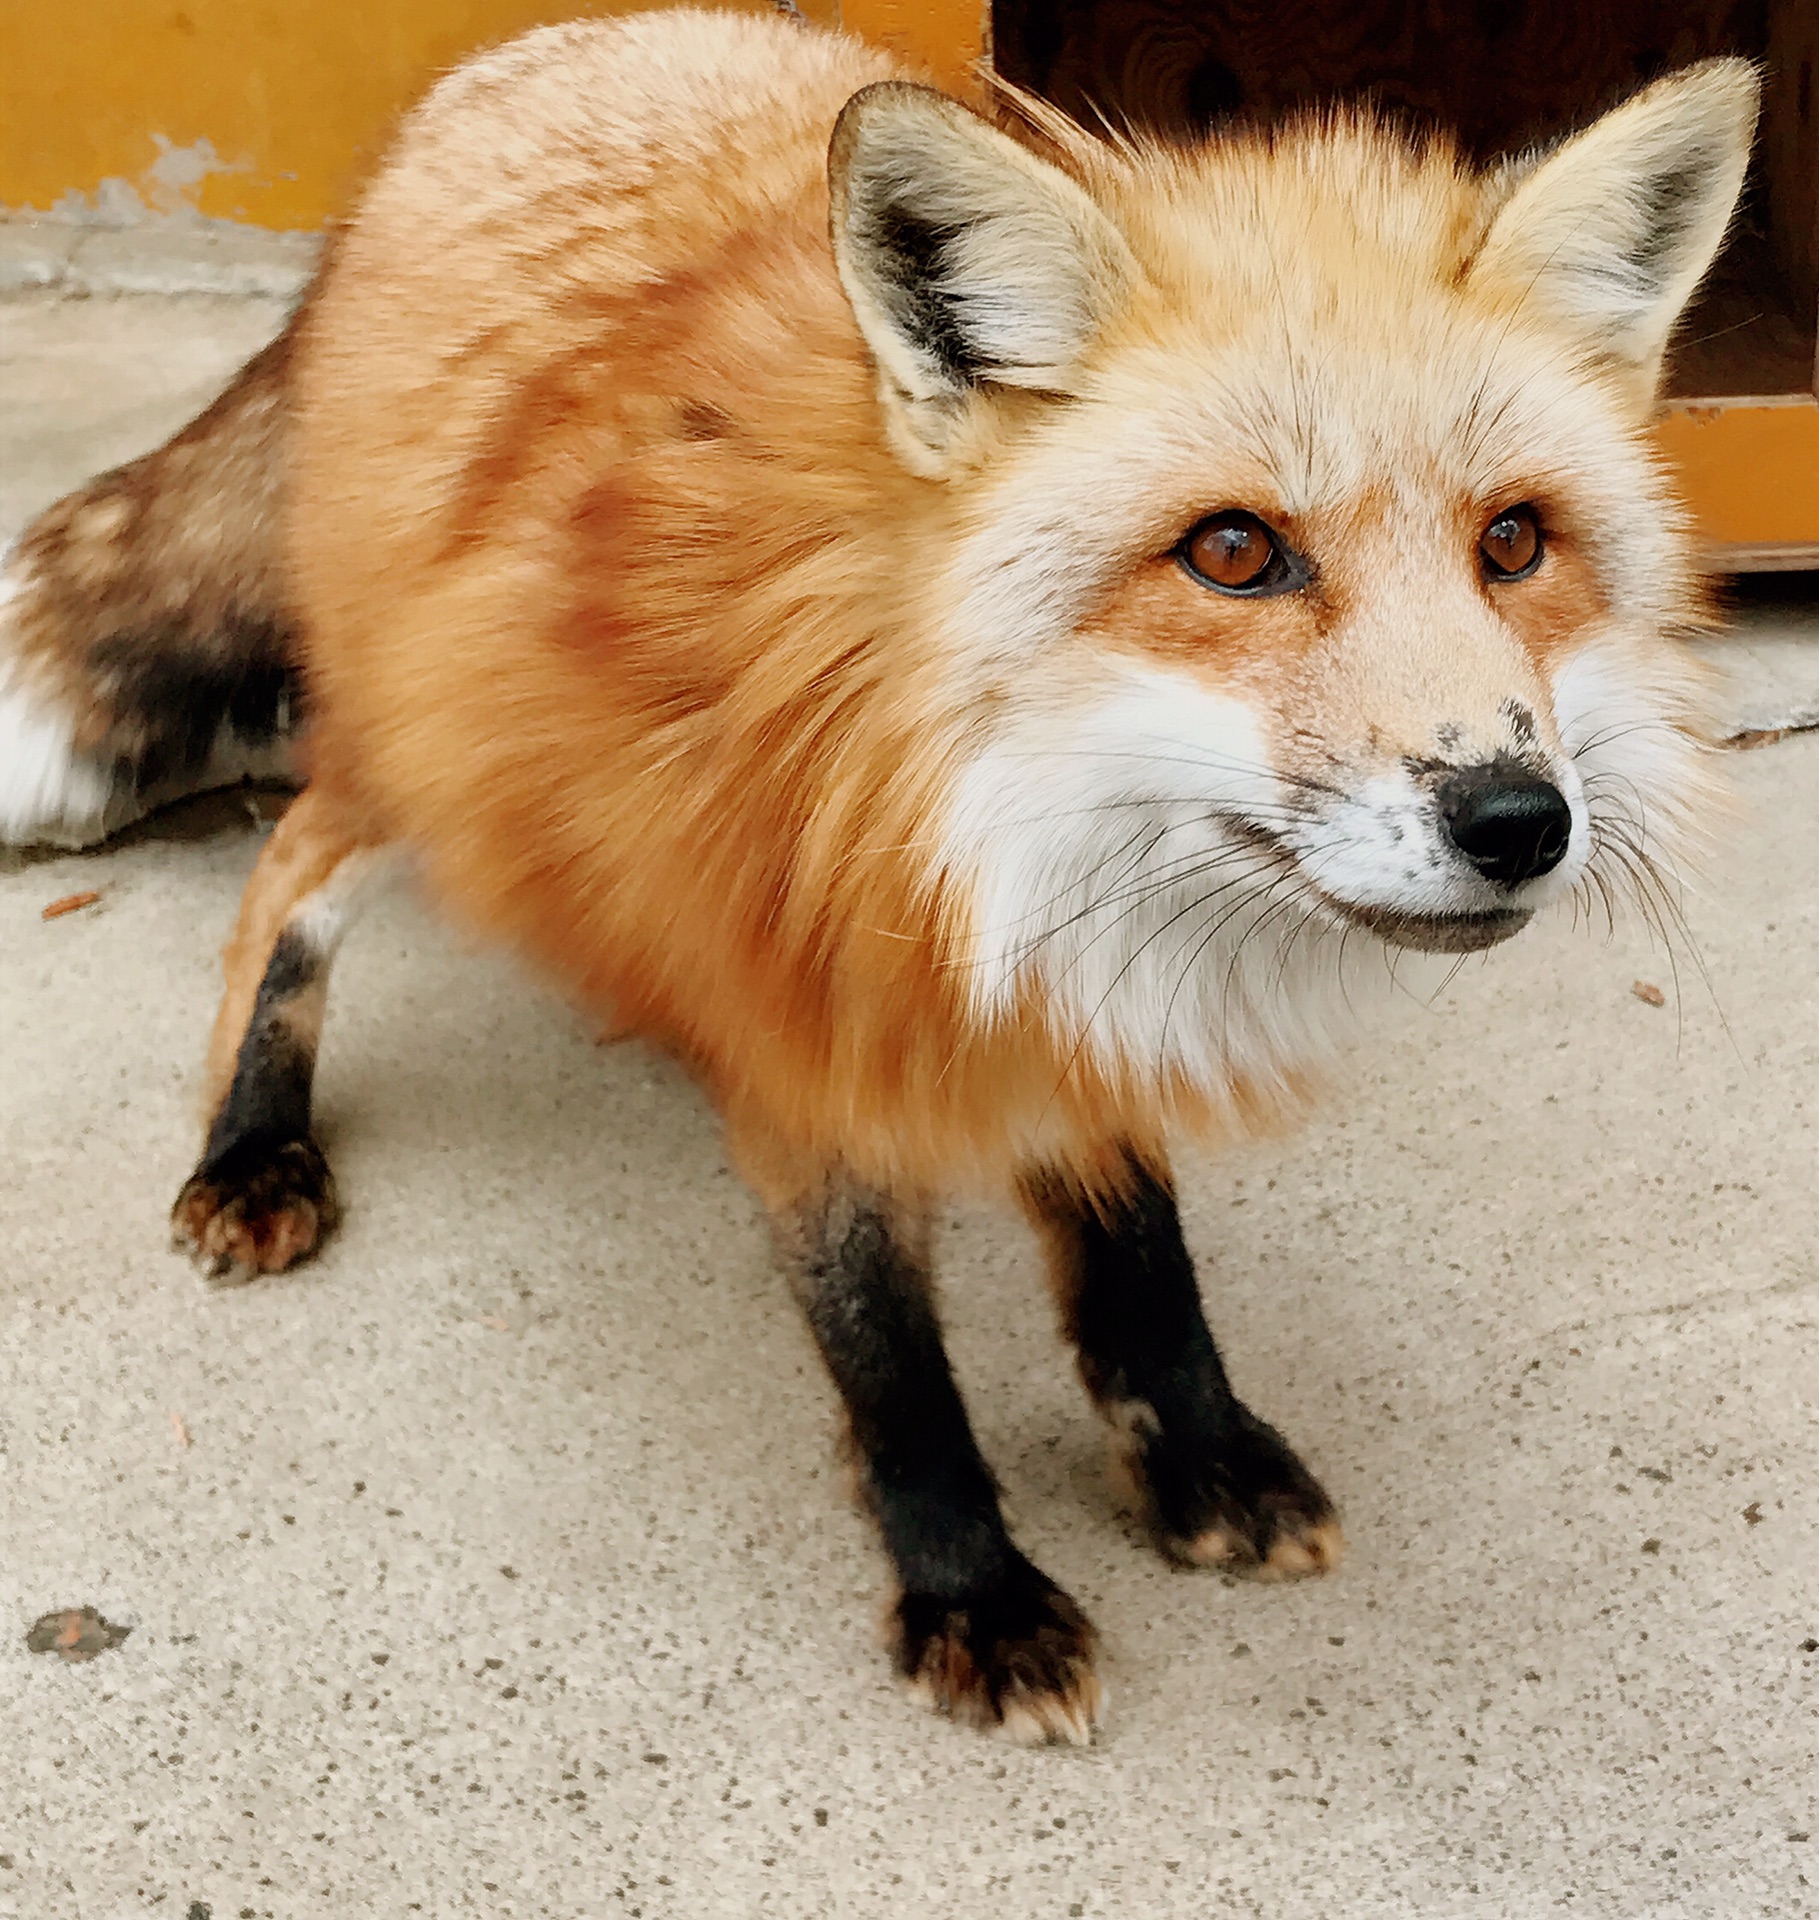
25;1607;131;1661
41;890;101;921
1631;980;1666;1008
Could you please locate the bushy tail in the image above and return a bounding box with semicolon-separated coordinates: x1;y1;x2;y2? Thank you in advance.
0;322;301;848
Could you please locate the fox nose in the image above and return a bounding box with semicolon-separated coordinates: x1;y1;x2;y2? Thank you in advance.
1438;764;1573;887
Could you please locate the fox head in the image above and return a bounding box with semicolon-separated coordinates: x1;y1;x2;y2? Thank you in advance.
829;61;1756;1091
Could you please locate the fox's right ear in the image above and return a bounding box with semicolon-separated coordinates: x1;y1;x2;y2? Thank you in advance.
829;83;1134;475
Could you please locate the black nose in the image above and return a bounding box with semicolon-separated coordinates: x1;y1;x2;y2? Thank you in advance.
1438;763;1573;887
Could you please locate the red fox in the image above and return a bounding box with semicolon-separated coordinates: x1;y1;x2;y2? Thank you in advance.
0;8;1754;1741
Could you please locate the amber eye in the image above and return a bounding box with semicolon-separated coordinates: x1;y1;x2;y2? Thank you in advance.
1177;511;1300;595
1480;503;1543;579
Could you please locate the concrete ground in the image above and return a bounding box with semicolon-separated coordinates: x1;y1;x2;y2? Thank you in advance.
3;271;1819;1920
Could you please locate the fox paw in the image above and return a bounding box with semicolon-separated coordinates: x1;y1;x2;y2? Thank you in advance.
171;1135;338;1285
1126;1406;1343;1580
892;1558;1103;1745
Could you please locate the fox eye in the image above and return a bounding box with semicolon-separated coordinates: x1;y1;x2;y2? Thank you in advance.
1177;511;1302;595
1480;503;1543;579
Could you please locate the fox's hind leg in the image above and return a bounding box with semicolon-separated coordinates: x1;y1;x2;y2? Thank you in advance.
172;785;382;1284
1021;1150;1343;1579
768;1173;1102;1744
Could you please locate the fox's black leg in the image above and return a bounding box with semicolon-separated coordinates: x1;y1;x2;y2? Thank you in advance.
1021;1152;1342;1578
172;790;377;1284
778;1180;1101;1743
173;925;337;1282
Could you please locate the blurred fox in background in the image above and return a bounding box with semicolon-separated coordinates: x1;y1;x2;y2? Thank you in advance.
0;9;1754;1741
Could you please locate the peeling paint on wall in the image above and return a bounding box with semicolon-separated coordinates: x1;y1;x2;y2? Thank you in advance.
147;133;251;211
49;134;252;226
1;0;858;231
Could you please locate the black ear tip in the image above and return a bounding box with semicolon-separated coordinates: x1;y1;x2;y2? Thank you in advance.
830;81;976;202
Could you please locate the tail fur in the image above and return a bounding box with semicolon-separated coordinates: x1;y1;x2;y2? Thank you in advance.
0;322;302;848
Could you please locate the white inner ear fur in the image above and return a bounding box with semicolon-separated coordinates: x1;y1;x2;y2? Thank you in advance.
828;82;1134;473
1468;57;1757;393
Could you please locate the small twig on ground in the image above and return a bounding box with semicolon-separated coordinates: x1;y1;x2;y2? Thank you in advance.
1726;721;1819;752
42;889;101;920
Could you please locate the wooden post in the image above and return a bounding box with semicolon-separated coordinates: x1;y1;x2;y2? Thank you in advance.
1655;402;1819;572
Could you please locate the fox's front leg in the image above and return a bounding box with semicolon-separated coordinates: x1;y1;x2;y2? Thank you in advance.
1022;1151;1342;1578
774;1177;1102;1744
171;785;381;1284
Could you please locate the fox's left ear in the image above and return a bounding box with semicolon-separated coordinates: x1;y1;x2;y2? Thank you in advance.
1468;58;1758;396
829;82;1135;475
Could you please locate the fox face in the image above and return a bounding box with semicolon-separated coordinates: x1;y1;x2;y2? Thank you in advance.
832;65;1752;1092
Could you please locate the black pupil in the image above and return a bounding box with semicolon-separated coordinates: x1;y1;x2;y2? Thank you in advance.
1489;513;1530;566
1211;522;1262;573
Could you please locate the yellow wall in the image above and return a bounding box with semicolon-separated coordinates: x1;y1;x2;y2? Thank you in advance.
7;1;1813;558
0;0;983;231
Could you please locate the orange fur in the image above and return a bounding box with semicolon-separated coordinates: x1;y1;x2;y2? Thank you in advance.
277;13;1259;1203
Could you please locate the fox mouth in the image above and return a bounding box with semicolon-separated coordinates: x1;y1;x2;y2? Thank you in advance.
1322;899;1533;953
1224;818;1535;954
